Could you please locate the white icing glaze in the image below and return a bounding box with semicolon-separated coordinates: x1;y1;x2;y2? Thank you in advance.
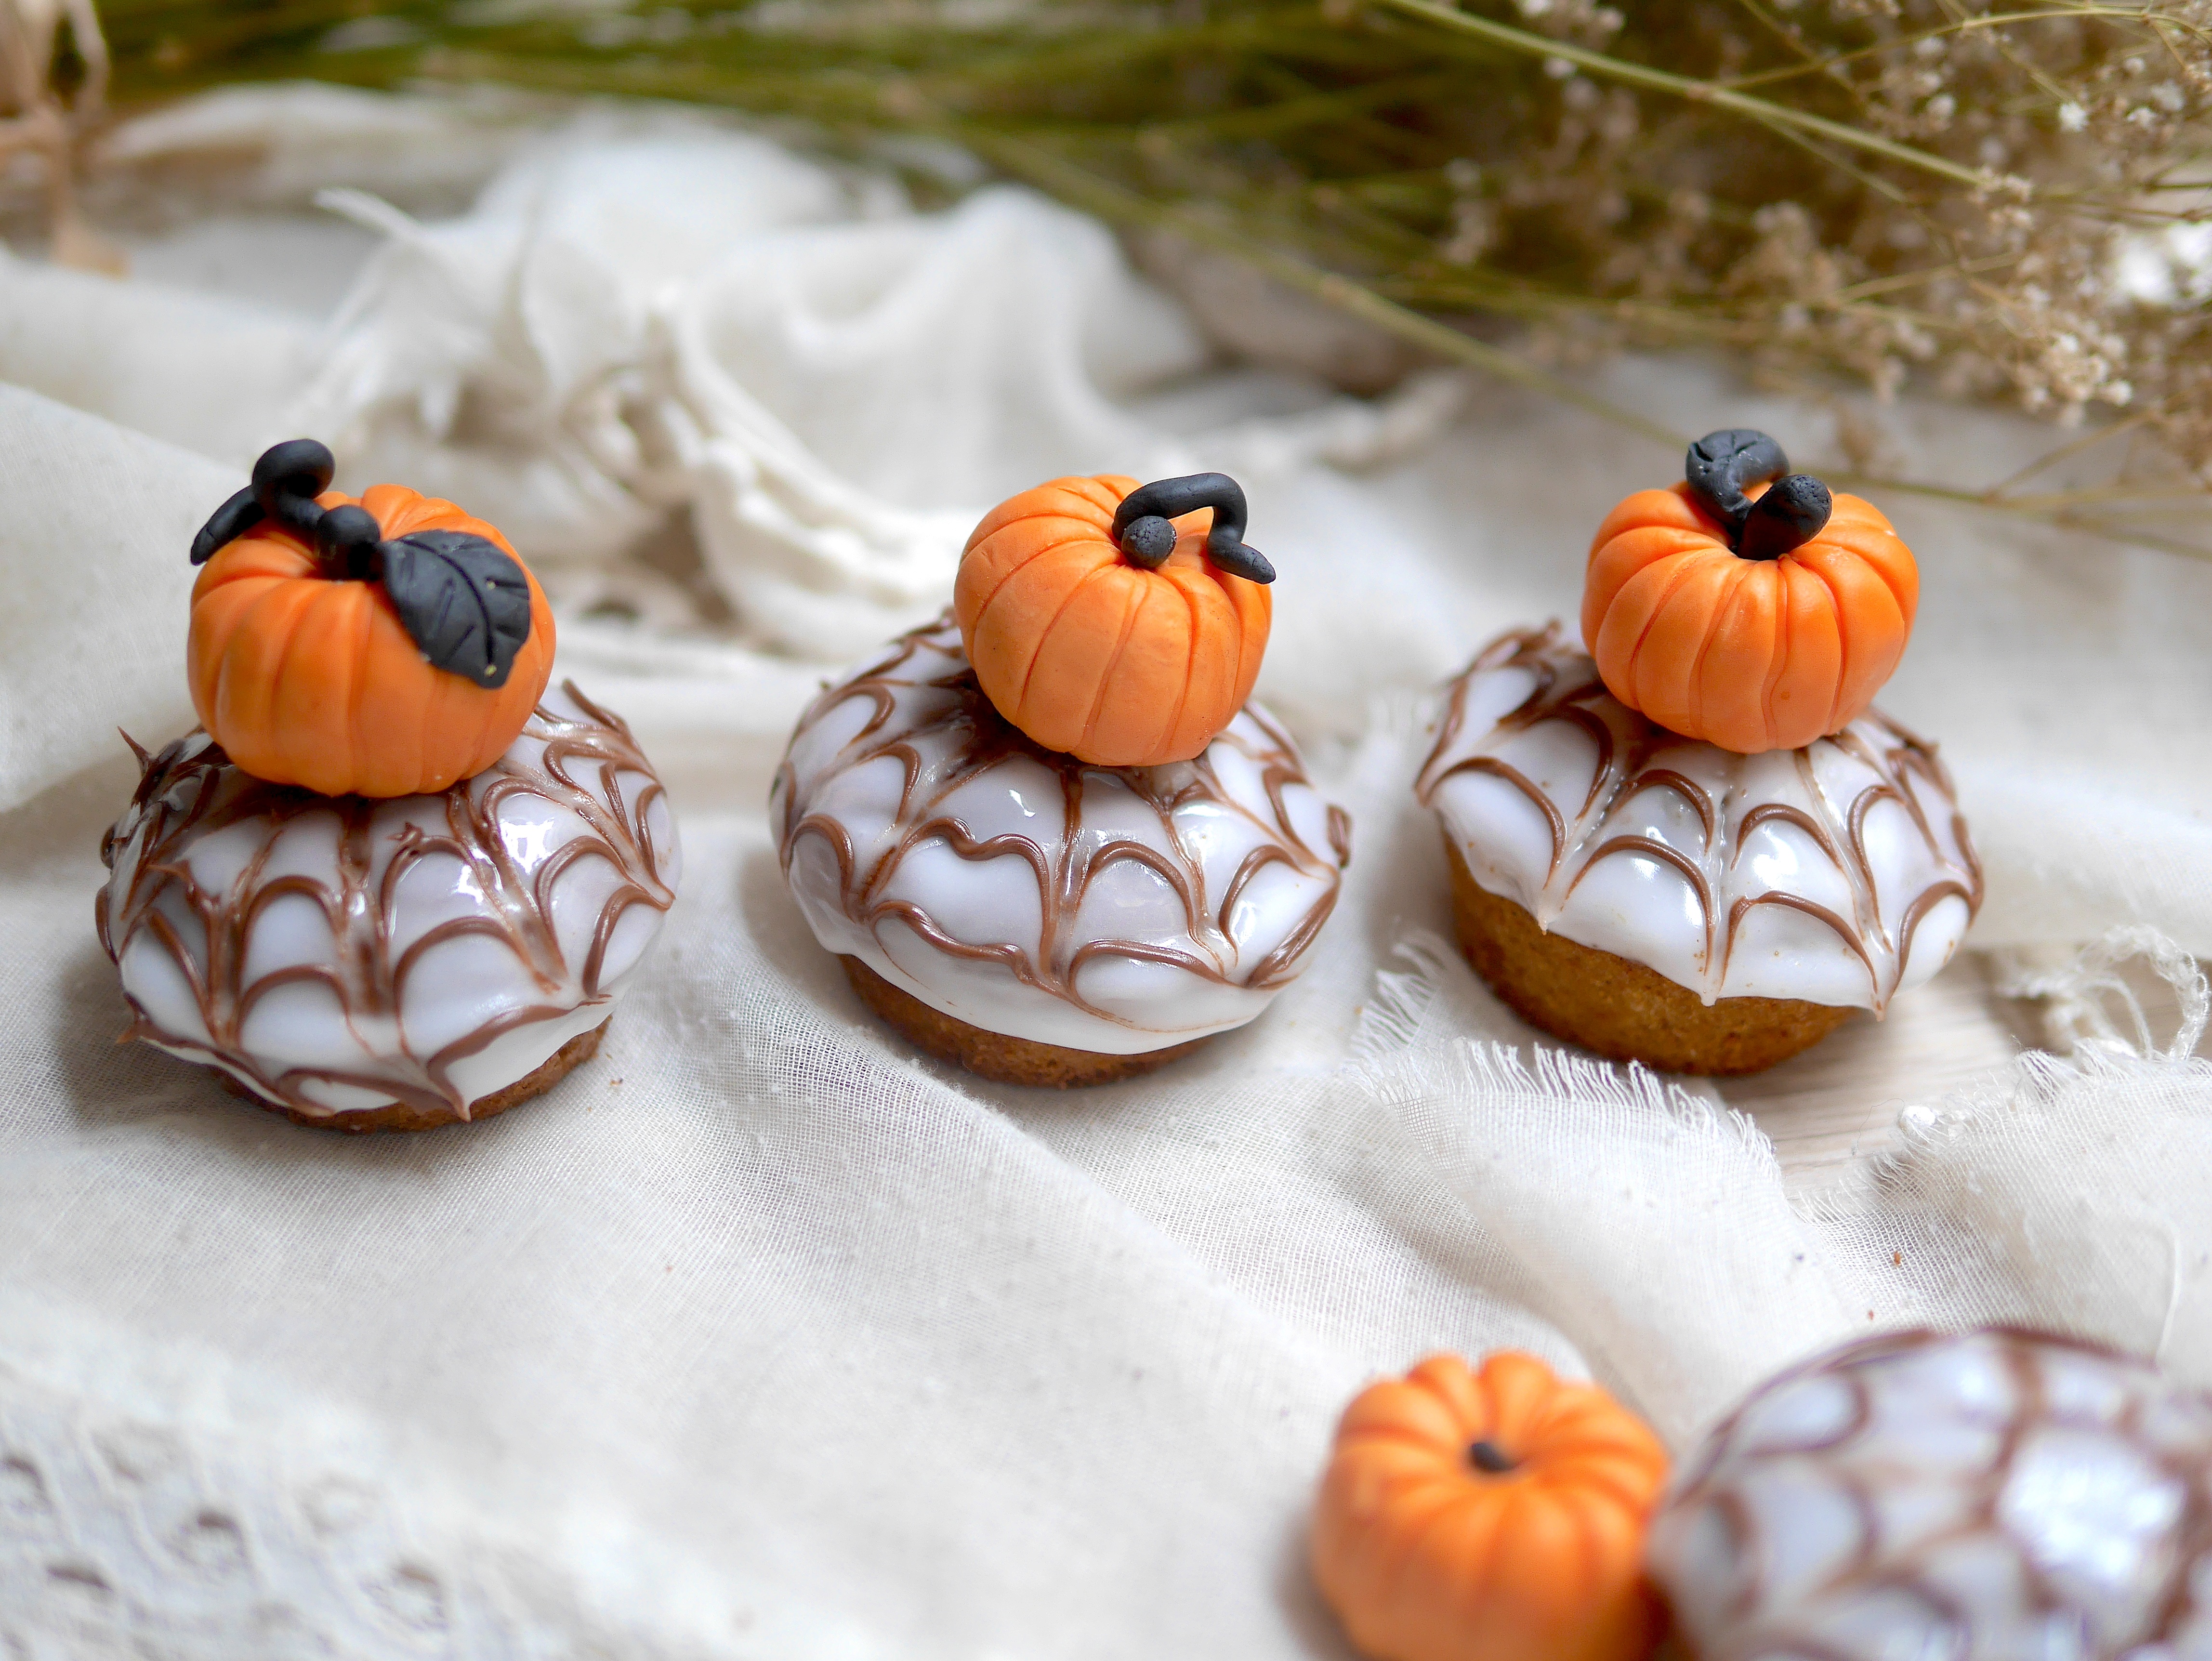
98;684;681;1120
1649;1329;2212;1660
1415;625;1980;1011
771;615;1352;1055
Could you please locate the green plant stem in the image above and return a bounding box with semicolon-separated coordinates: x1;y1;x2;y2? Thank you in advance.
88;0;2206;562
1722;6;2183;92
1986;408;2157;493
977;137;2212;563
1362;0;2002;192
1823;471;2212;561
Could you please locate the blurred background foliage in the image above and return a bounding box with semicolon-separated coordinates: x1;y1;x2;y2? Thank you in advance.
58;0;2212;551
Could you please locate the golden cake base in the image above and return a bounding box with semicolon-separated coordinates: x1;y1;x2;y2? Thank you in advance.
1445;839;1853;1076
841;955;1209;1088
215;1018;609;1133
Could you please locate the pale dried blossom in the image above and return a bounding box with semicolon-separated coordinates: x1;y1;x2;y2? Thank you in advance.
1391;0;2212;480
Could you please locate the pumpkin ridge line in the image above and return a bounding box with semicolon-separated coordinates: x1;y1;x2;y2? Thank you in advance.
967;528;1107;625
1344;1425;1473;1458
1078;575;1146;758
1683;565;1728;742
1621;549;1702;717
413;589;448;791
1438;1472;1516;1616
1565;1469;1664;1509
973;507;1114;542
1834;523;1918;624
1162;575;1201;760
1758;560;1791;754
343;578;374;793
245;580;321;787
1368;1479;1473;1613
200;589;256;761
1797;552;1855;736
1012;561;1115;732
1540;1479;1611;1588
1232;568;1266;714
1527;1439;1653;1474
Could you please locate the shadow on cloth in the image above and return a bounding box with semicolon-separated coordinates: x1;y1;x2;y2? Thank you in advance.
1270;1508;1362;1661
737;834;1256;1121
735;840;868;1028
53;937;193;1127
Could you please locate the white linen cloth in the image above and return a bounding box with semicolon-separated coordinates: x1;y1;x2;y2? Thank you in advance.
0;85;2208;1657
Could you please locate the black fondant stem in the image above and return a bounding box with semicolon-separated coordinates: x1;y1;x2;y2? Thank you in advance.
1683;429;1832;558
1110;473;1276;583
190;488;262;567
1468;1439;1517;1474
1738;473;1834;560
1685;429;1789;535
187;438;535;687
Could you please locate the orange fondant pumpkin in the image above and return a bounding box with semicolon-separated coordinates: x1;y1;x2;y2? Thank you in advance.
187;441;554;798
1582;428;1917;754
1311;1352;1670;1661
955;471;1274;767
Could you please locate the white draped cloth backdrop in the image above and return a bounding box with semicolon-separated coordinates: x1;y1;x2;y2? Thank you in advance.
0;84;2207;1658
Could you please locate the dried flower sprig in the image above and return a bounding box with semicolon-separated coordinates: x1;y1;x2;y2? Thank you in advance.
81;0;2212;557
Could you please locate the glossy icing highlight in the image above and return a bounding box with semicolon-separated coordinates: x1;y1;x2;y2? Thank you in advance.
773;614;1350;1055
1649;1328;2212;1658
98;683;680;1119
1417;624;1979;1012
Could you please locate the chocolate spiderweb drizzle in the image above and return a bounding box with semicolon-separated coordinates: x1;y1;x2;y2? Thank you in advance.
1656;1329;2212;1654
98;684;676;1118
773;616;1348;1027
1415;624;1981;1010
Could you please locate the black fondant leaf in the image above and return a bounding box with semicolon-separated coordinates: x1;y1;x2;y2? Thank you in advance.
378;529;534;689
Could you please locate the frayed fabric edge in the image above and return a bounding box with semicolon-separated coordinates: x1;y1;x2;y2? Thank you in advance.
1804;1036;2212;1238
1990;924;2210;1063
1347;930;1779;1172
1345;926;1457;1067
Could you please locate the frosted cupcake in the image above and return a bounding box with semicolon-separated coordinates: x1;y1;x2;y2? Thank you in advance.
1417;430;1979;1073
98;440;680;1132
773;473;1351;1086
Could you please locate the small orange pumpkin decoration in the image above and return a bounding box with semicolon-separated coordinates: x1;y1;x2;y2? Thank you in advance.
1582;429;1918;754
955;471;1273;767
1311;1351;1670;1661
186;439;554;798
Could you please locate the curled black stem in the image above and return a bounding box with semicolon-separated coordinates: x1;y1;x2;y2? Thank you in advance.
317;504;386;582
1738;474;1833;561
1684;428;1832;560
185;438;536;688
192;440;382;579
1109;472;1276;583
190;438;338;567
